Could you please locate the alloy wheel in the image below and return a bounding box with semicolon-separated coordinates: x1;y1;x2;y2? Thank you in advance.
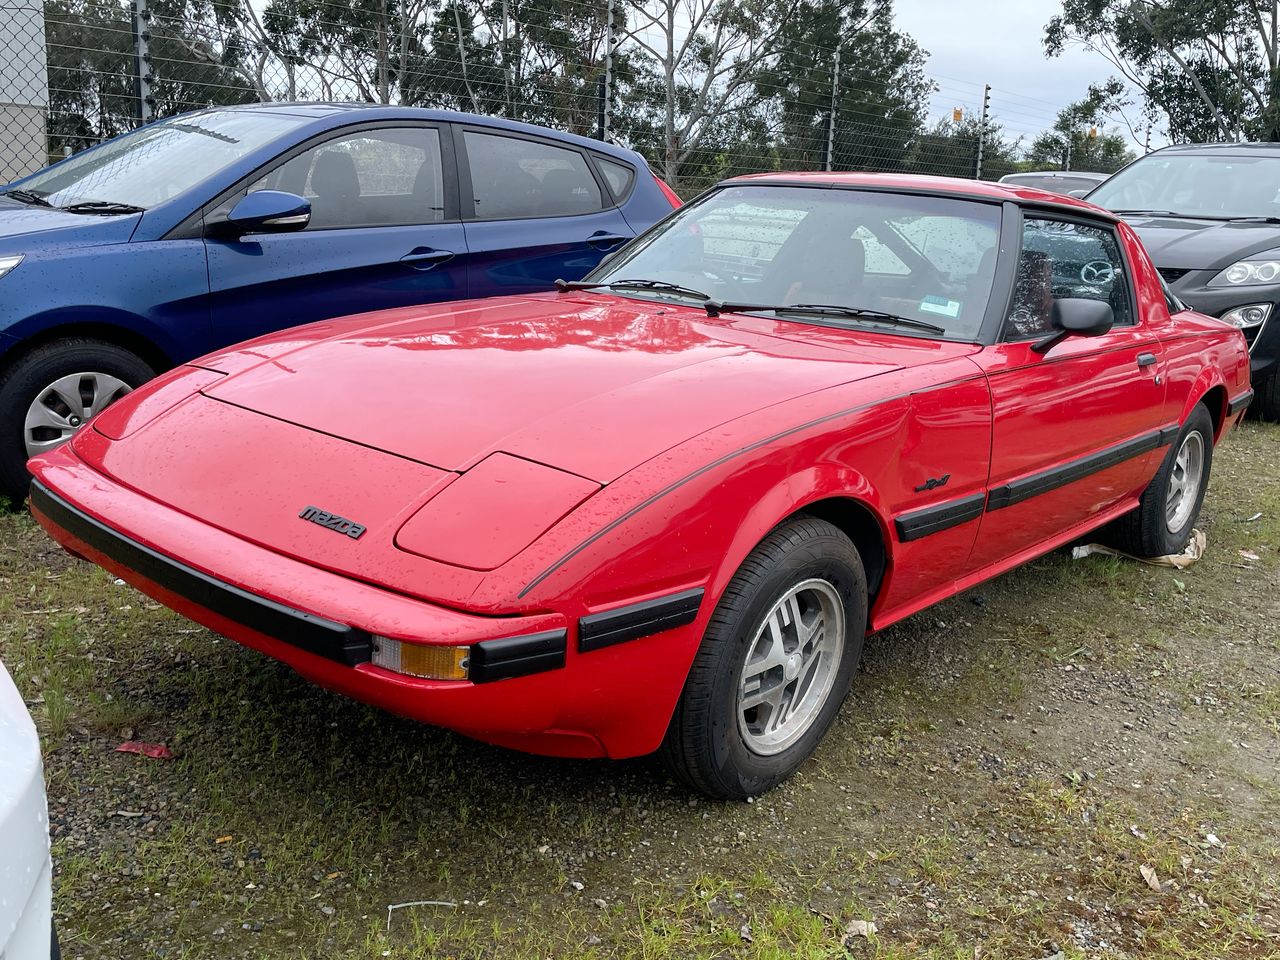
736;578;845;756
1165;429;1205;534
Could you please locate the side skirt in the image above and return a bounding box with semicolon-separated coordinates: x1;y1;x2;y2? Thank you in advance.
869;493;1142;633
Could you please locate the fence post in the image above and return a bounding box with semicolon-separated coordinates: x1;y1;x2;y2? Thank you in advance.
974;83;989;180
825;41;841;171
598;0;616;141
131;0;153;123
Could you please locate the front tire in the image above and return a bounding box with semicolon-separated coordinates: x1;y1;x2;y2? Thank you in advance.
1110;403;1214;558
660;517;867;800
0;339;154;503
1253;368;1280;422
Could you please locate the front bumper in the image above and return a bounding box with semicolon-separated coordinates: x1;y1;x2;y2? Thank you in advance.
27;451;704;759
1166;273;1280;381
0;666;52;960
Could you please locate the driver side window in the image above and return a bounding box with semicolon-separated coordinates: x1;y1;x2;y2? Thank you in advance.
1003;217;1134;340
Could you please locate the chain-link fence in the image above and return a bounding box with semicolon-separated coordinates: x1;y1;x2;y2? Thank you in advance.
3;0;1110;195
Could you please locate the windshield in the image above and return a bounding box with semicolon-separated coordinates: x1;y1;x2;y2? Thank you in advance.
1004;174;1102;195
588;185;1002;339
11;110;308;210
1089;153;1280;219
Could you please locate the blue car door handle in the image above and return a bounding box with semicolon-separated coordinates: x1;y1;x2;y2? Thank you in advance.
586;232;629;250
400;248;455;270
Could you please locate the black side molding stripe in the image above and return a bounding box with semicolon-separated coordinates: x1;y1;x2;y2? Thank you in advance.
1228;390;1254;415
894;493;986;543
469;630;566;683
987;426;1177;512
578;588;704;653
30;482;373;666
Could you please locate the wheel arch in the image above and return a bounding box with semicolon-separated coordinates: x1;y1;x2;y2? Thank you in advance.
704;463;893;622
1197;383;1228;441
0;313;178;381
790;496;888;607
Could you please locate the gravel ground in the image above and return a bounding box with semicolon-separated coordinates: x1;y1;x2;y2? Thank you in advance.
1;420;1277;959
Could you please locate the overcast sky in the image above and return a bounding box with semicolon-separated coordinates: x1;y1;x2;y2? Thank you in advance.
892;0;1147;146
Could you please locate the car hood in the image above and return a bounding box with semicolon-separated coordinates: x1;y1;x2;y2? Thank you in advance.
199;293;977;483
0;200;140;250
1123;214;1280;270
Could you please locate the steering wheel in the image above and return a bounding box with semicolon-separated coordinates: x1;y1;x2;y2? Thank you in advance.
1080;260;1115;284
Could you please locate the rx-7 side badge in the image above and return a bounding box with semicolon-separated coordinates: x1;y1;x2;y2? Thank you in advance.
299;505;366;540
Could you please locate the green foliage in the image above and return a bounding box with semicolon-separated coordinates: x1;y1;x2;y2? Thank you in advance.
1046;0;1280;142
1024;87;1137;174
905;116;1020;181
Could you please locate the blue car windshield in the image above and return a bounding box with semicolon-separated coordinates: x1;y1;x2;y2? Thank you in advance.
13;110;307;210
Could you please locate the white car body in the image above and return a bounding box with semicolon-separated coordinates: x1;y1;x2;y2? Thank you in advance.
0;662;53;960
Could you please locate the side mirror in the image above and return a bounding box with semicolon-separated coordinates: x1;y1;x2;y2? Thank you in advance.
1066;188;1090;199
215;190;311;238
1032;298;1114;353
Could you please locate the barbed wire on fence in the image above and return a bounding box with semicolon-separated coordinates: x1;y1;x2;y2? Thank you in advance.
3;0;1120;193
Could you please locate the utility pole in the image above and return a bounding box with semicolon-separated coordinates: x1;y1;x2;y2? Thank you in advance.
502;0;511;116
597;0;616;140
1064;134;1072;171
130;0;153;123
974;83;990;180
826;41;842;172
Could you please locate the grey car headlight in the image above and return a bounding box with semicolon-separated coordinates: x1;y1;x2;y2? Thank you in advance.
1220;303;1272;329
0;254;23;279
1209;258;1280;286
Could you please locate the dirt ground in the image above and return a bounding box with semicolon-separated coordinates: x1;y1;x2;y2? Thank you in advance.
2;422;1278;960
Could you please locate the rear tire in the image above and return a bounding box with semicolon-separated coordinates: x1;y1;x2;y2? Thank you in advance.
0;339;154;503
660;517;867;800
1110;403;1214;558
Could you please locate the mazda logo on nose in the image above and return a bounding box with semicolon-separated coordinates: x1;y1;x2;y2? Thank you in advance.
298;505;366;539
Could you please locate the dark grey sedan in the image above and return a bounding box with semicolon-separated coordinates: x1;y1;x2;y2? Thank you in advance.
1087;142;1280;419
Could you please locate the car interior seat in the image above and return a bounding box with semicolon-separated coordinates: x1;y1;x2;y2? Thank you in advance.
310;151;360;227
779;230;866;306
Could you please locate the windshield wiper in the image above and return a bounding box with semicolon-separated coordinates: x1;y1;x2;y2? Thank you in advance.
61;200;145;215
554;277;711;300
1111;209;1184;218
1224;215;1280;224
706;301;947;334
1;189;53;208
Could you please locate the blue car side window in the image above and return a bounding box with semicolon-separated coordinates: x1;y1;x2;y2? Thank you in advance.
249;127;445;230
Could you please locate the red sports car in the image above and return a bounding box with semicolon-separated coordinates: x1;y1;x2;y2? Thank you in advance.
28;173;1252;799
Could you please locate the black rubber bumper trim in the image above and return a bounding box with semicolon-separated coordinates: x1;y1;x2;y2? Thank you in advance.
578;588;704;653
469;629;567;682
30;482;373;666
894;493;986;543
986;426;1177;512
1228;390;1255;415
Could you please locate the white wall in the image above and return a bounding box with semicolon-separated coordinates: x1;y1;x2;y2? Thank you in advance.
1;0;50;182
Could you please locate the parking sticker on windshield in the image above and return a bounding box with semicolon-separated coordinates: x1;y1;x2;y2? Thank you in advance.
919;295;961;319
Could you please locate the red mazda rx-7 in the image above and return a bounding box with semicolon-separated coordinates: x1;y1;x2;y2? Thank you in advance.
29;173;1251;798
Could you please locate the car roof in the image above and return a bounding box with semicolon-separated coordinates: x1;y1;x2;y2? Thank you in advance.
162;102;649;167
720;171;1118;220
1152;141;1280;156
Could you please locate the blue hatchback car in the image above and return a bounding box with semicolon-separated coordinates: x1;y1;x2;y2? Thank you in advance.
0;103;679;499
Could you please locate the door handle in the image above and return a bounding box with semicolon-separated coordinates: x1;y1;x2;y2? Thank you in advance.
586;232;629;250
400;248;455;270
1136;352;1158;368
